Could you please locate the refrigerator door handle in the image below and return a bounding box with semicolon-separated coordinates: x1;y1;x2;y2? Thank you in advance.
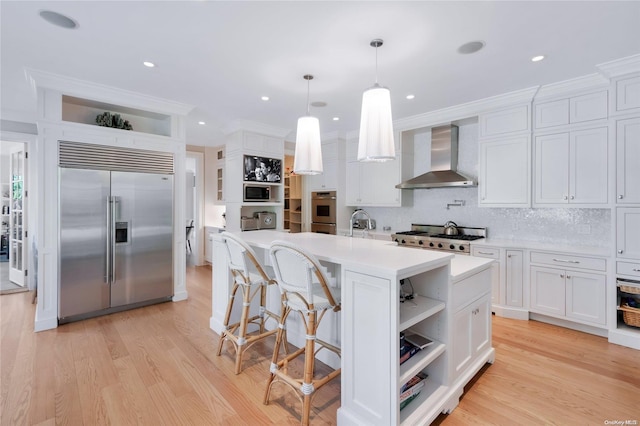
106;196;112;283
110;196;119;283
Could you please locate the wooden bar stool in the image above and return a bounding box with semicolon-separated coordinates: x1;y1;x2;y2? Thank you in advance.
217;231;283;374
264;240;341;426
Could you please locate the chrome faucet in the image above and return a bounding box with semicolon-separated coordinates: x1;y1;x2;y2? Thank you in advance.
349;209;372;237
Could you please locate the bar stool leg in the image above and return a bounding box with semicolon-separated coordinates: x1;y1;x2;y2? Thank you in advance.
234;284;252;375
264;305;290;404
301;311;317;426
217;282;240;356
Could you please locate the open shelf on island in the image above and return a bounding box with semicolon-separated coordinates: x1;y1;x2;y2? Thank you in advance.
399;341;445;385
399;296;446;331
399;380;449;424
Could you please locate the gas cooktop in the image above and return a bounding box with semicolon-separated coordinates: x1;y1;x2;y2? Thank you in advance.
391;224;487;254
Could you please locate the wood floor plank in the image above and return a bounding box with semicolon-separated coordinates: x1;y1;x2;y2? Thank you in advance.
2;264;639;425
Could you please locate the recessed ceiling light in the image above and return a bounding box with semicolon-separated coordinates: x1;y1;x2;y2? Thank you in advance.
457;41;485;55
332;117;340;121
310;101;327;108
39;10;78;29
198;121;206;125
143;61;155;68
531;55;545;62
261;96;269;101
406;94;415;100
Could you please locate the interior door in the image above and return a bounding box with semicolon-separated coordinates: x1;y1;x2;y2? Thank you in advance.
110;171;173;307
9;146;25;286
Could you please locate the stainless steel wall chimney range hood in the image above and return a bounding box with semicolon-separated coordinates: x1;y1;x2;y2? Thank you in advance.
396;124;476;189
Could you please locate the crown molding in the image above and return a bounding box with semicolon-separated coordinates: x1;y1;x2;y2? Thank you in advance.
221;119;291;138
597;53;640;78
393;86;539;131
534;73;610;101
25;68;194;116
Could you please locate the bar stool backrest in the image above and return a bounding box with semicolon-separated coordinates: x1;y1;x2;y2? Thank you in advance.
220;231;270;285
269;240;338;310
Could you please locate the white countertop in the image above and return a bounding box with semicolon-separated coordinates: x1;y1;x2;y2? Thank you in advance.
230;230;493;280
450;254;495;282
231;230;452;278
471;238;610;257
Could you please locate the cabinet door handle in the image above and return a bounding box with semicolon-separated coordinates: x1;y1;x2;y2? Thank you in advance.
618;195;624;199
560;274;565;278
563;195;568;200
552;258;580;264
566;275;571;279
618;250;624;254
570;195;575;200
633;268;640;272
477;251;494;255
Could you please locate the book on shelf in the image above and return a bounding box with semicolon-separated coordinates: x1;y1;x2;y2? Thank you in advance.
400;372;428;410
400;340;421;365
404;331;434;350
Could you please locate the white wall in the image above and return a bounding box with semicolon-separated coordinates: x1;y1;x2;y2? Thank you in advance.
361;122;610;248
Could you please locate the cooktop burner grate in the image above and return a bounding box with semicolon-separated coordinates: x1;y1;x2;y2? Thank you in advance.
429;234;485;241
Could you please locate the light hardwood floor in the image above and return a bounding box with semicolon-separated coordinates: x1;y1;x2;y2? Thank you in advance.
1;265;639;425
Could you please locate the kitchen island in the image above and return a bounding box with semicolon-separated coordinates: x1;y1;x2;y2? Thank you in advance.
211;231;494;425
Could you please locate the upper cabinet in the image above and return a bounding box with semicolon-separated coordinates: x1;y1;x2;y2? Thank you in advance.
479;135;531;207
534;127;608;206
345;137;402;207
307;140;339;191
479;105;530;138
612;74;640;115
478;104;532;208
534;91;608;129
616;117;640;204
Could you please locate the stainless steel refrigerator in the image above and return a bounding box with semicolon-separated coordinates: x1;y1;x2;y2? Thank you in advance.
59;167;174;323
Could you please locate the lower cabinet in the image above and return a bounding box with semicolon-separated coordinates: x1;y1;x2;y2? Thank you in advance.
452;294;491;381
505;250;524;307
530;265;606;326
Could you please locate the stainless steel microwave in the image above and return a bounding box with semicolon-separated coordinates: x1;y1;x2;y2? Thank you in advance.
244;185;270;202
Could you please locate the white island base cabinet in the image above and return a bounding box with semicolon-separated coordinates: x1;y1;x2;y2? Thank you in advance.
210;231;494;426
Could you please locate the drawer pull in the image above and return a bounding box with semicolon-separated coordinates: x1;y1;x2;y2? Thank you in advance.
634;269;640;272
552;258;580;264
477;251;495;255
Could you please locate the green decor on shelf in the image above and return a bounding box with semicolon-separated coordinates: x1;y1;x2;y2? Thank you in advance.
95;112;133;130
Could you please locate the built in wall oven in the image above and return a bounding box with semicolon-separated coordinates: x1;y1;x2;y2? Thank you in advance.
311;191;336;234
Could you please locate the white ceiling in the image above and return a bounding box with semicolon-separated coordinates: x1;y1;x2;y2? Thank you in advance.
1;1;639;146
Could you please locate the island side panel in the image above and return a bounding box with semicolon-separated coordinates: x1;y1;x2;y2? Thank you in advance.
339;269;397;426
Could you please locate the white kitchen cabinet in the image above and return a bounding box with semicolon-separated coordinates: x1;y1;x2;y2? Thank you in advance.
307;157;338;191
565;271;606;325
617;208;640;260
505;250;524;308
478;135;531;207
534;126;608;206
450;266;492;385
530;251;607;327
534;90;607;129
616;117;640;204
471;246;501;306
479;105;530;138
307;141;340;191
614;74;640;114
530;266;566;317
346;159;401;206
452;294;491;382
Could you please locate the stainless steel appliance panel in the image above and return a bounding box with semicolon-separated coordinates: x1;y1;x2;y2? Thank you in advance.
311;222;337;235
110;172;173;307
59;168;111;318
311;191;336;224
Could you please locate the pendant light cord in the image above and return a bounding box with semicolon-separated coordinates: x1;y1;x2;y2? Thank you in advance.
306;77;310;115
375;44;379;84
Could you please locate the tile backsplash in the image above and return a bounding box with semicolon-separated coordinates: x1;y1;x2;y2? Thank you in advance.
359;122;611;249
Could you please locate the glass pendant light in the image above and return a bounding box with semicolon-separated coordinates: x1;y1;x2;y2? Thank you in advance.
358;39;395;162
294;74;323;175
